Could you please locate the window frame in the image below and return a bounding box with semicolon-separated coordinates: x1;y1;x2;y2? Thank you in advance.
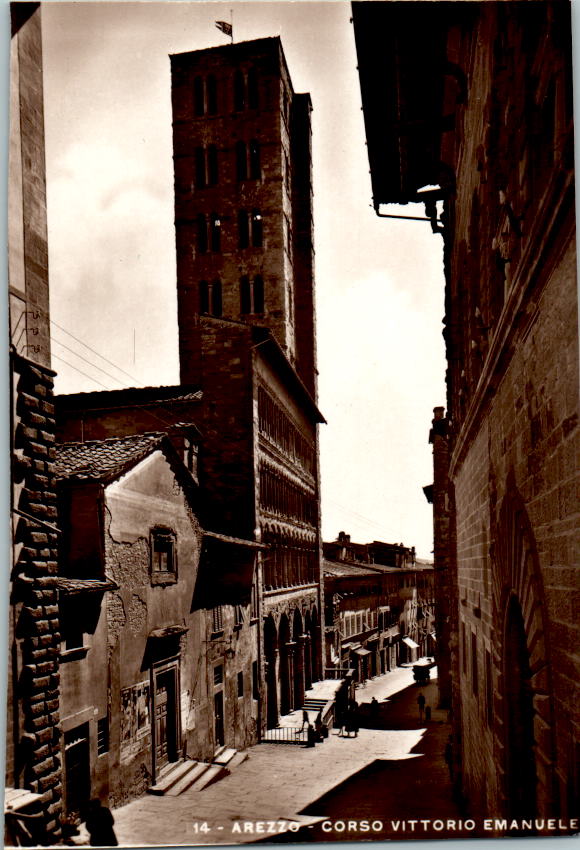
150;526;178;586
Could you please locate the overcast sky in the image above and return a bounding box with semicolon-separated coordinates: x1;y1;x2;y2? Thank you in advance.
41;1;447;558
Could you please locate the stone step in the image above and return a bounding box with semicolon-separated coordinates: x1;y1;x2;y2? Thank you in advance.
227;751;248;770
166;761;210;797
191;762;226;791
148;759;191;795
213;747;237;766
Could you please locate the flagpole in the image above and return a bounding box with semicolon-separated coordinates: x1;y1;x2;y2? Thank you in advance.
230;8;234;43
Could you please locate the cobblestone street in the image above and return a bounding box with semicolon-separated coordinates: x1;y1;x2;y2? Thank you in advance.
113;667;461;846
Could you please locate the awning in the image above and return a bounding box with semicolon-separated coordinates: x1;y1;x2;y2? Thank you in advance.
55;577;118;595
402;636;419;649
149;625;188;640
353;647;372;657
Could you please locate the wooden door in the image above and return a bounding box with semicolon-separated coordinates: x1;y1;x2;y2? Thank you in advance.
64;724;90;814
214;691;224;747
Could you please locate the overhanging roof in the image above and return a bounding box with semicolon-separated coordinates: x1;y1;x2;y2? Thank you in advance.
352;1;473;206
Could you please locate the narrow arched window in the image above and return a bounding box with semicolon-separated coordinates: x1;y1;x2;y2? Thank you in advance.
197;214;208;254
249;139;260;179
248;67;259;109
199;280;209;313
207;74;217;114
234;70;245;111
210;213;221;253
251;209;263;248
253;275;264;313
236;141;247;181
240;276;251;314
238;209;249;249
207;145;218;185
210;279;222;317
194;76;205;116
195;147;206;189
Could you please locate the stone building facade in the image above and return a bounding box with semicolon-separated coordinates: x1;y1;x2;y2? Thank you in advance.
354;0;578;831
323;535;435;678
170;37;325;732
53;433;260;812
7;3;62;840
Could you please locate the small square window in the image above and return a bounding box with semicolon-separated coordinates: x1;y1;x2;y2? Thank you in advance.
214;664;224;687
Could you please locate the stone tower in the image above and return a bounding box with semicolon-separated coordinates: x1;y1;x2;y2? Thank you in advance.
171;37;317;397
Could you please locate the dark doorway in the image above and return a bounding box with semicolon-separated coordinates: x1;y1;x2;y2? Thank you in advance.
154;664;179;772
504;594;536;819
214;691;225;747
64;723;90;815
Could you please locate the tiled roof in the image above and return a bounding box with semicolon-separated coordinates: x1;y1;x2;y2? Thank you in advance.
55;433;166;482
323;559;384;578
56;384;202;409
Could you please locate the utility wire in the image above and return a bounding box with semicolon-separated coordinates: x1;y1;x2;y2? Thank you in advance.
49;318;142;385
51;353;112;391
51;336;126;388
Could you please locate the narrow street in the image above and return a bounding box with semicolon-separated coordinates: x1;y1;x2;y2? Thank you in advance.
113;666;462;846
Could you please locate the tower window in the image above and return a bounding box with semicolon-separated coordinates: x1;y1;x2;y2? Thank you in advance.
249;140;261;179
240;275;264;315
200;279;222;317
210;213;221;252
237;671;244;697
240;276;250;314
197;214;208;253
194;76;205;116
236;141;247;181
210;279;222;316
248;67;259;109
234;70;245;111
238;210;249;249
207;146;218;185
251;210;263;248
195;147;206;189
199;280;209;314
207;74;217;114
253;276;264;312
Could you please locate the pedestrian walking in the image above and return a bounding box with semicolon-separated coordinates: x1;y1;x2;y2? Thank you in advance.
306;723;316;748
82;799;118;847
417;691;426;721
302;708;309;730
314;710;324;742
370;696;379;727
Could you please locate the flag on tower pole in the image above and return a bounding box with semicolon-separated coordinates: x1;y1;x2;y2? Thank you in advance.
215;19;233;42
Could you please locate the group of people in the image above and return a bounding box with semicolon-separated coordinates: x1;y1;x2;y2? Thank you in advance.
338;699;360;737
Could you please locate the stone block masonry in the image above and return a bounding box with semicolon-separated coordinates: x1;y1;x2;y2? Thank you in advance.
10;353;62;839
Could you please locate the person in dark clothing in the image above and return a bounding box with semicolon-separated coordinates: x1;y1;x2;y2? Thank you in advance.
306;723;316;748
314;710;324;741
417;691;426;721
302;709;309;730
83;799;118;847
370;696;379;727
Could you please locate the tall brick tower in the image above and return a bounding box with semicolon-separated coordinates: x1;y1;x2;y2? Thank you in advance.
171;37;316;397
170;38;325;732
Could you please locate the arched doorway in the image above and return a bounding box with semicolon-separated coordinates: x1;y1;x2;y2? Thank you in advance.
304;611;313;689
310;607;320;682
279;615;292;715
492;477;555;819
292;608;305;710
503;593;536;819
264;616;279;729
